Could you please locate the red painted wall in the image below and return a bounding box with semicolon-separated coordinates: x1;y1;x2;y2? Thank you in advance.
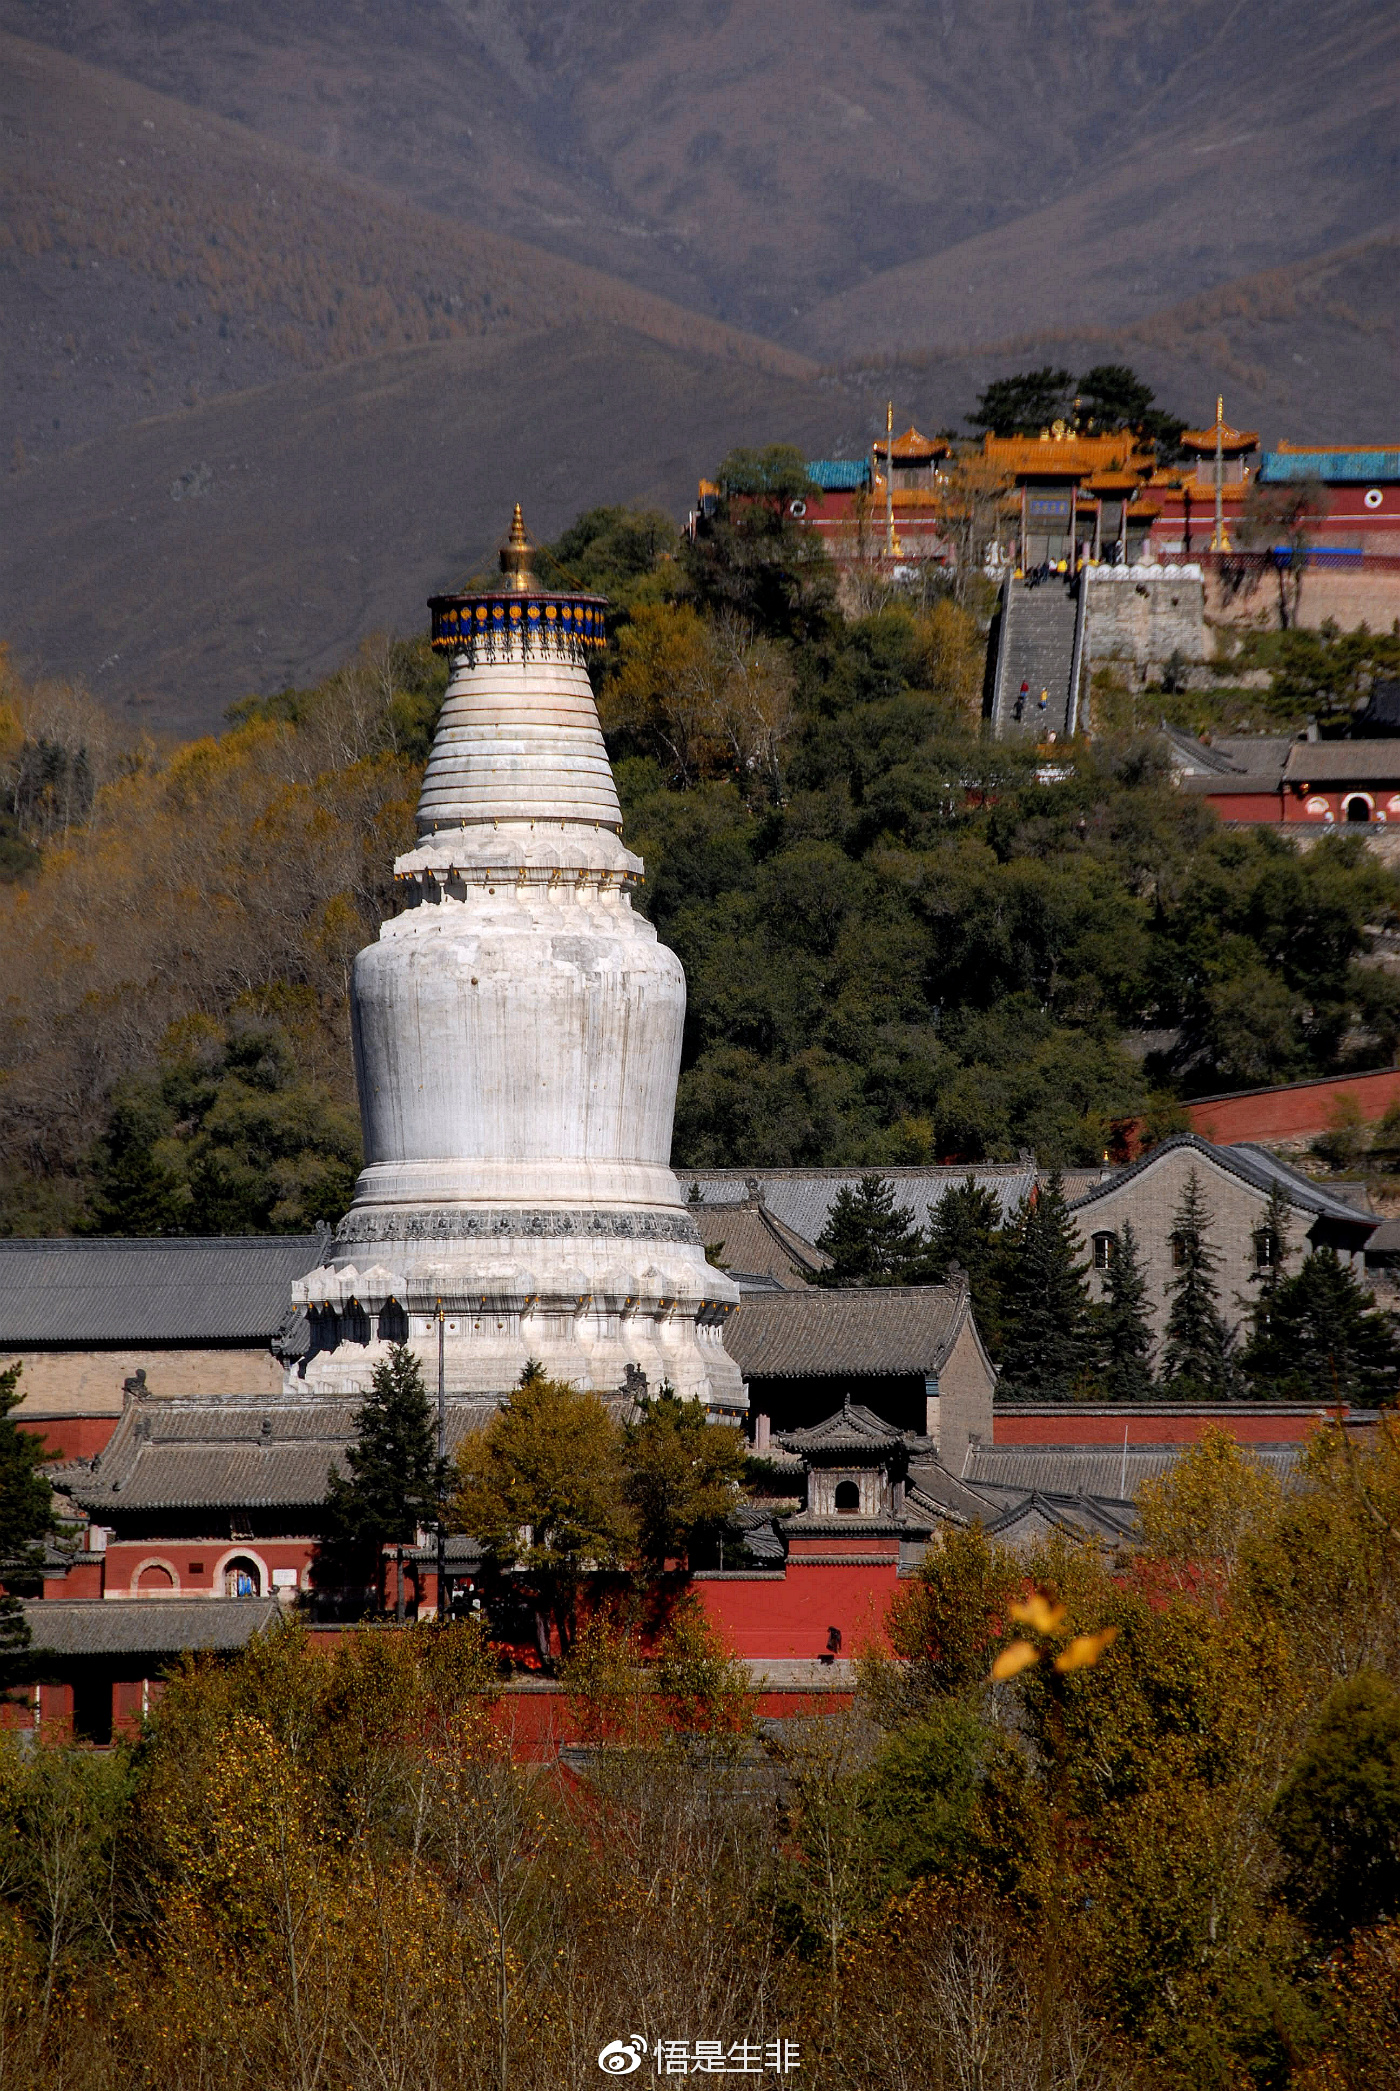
994;1407;1344;1445
18;1416;119;1461
1204;790;1283;823
1186;1067;1400;1143
693;1567;896;1662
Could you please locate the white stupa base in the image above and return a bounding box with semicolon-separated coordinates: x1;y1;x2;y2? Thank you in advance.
288;1224;747;1413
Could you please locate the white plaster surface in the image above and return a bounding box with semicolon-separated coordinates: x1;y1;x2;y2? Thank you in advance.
291;632;744;1411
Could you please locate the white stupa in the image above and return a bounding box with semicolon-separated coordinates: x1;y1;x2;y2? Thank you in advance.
290;508;745;1412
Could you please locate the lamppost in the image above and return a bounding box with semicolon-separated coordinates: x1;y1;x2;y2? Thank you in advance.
436;1299;448;1619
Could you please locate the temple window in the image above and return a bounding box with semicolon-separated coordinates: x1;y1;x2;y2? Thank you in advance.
833;1479;861;1514
1092;1231;1117;1270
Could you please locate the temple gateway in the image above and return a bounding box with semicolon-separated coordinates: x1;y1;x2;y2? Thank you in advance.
290;510;745;1413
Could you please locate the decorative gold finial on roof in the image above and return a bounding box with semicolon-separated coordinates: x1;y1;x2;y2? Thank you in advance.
499;503;534;591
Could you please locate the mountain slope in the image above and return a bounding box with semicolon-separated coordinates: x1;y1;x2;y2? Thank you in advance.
5;0;1398;343
1;30;813;465
0;325;850;736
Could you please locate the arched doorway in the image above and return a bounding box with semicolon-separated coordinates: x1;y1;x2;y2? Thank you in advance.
223;1557;262;1597
135;1562;176;1595
833;1479;861;1514
1345;795;1372;823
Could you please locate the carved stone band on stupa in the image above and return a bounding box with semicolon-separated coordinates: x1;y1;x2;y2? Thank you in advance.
289;507;745;1411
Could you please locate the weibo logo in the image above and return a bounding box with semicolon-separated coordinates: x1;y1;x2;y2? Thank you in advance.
598;2036;647;2075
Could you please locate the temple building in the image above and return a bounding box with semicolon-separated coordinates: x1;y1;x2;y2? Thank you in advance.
289;509;745;1414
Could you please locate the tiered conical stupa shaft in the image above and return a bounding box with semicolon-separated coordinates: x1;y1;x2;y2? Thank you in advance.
290;510;744;1411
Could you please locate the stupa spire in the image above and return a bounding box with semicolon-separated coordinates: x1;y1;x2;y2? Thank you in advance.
416;504;619;838
499;502;533;590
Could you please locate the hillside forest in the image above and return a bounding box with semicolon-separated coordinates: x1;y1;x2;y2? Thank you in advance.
0;1421;1395;2091
2;471;1400;1237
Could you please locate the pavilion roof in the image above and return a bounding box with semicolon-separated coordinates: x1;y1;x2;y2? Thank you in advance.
981;432;1153;480
879;426;950;461
1181;422;1258;456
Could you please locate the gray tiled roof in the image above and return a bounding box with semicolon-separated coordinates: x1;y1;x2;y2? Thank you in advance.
1283;741;1400;784
0;1234;329;1346
965;1442;1300;1496
62;1390;500;1514
679;1168;1035;1244
1069;1134;1376;1233
979;1490;1137;1549
1161;723;1293;781
23;1596;282;1658
690;1203;829;1290
779;1401;905;1456
727;1284;975;1382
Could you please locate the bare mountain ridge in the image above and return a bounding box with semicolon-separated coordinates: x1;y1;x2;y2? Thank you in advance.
5;228;1394;745
3;12;1399;738
0;326;857;739
5;0;1399;344
1;30;813;464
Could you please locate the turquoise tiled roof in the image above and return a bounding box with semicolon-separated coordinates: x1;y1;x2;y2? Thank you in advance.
806;459;871;491
1260;451;1400;483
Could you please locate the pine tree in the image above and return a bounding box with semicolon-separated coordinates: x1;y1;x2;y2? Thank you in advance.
1242;1248;1400;1403
996;1172;1092;1401
0;1365;54;1691
813;1175;926;1287
1161;1169;1234;1398
320;1344;447;1611
924;1174;1007;1352
1093;1220;1155;1403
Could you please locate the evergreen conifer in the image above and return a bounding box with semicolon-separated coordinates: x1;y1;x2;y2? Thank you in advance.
1093;1220;1156;1403
0;1365;53;1690
814;1175;926;1287
924;1174;1007;1352
321;1344;447;1610
996;1171;1092;1401
1161;1169;1235;1398
1243;1247;1400;1403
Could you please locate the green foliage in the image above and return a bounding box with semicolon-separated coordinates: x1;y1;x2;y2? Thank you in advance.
969;365;1075;435
621;1392;747;1571
1137;1425;1281;1576
1237;620;1400;729
539;505;681;616
6;510;1400;1230
320;1344;447;1609
1161;1168;1235;1397
923;1172;1008;1352
812;1174;926;1286
1094;1219;1156;1403
995;1171;1093;1400
451;1367;631;1665
1242;1247;1400;1403
0;1364;52;1689
686;448;836;641
1272;1670;1400;1942
859;1699;995;1887
882;1524;1021;1703
968;362;1183;453
82;1017;361;1235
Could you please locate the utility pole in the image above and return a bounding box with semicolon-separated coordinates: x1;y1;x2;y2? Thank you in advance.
885;400;896;558
436;1299;447;1620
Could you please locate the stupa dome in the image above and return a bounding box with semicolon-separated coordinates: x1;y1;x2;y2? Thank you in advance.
289;507;744;1413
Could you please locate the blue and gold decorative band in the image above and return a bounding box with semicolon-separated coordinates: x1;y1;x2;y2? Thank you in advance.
427;590;608;660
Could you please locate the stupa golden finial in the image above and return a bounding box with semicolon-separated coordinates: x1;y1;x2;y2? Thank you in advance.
499;502;534;591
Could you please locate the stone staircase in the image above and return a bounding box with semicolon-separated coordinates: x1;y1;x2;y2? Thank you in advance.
989;577;1084;740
